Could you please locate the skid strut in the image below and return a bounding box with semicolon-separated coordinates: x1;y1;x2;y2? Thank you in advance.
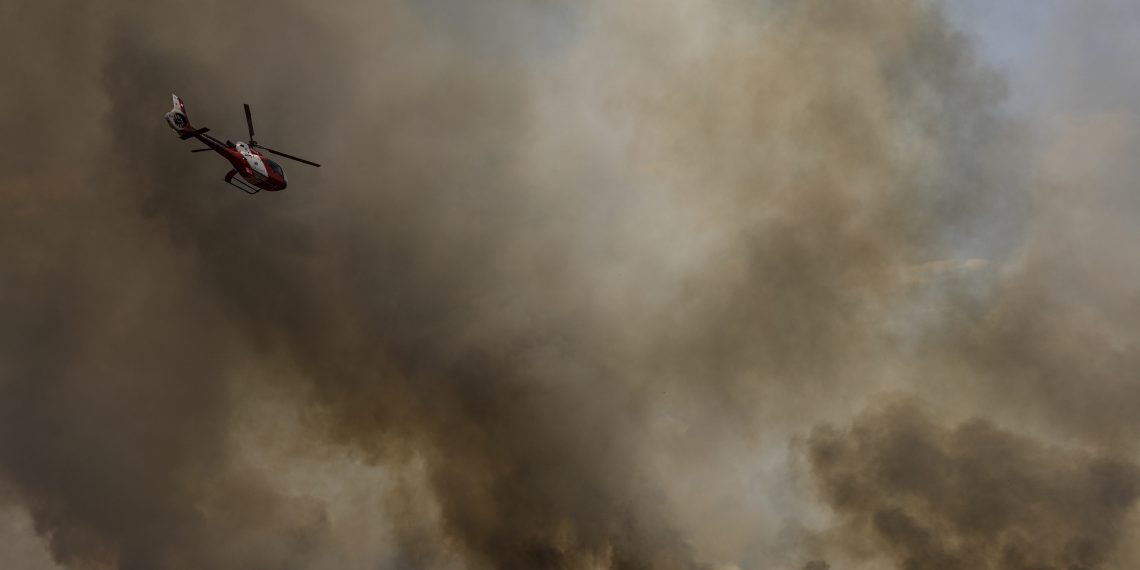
224;170;260;195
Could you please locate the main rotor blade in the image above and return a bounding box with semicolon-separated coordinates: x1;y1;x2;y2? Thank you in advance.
263;147;321;168
190;148;213;153
243;103;255;142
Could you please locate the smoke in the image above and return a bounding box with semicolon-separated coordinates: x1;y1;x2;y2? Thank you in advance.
0;0;1137;569
798;2;1140;567
807;402;1140;569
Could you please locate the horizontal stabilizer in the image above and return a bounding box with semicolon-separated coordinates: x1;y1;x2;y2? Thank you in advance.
179;127;210;140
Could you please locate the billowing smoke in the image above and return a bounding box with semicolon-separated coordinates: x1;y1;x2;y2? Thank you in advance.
807;402;1140;569
1;0;1137;569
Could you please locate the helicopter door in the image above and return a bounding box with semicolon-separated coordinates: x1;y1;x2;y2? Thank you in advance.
236;143;268;178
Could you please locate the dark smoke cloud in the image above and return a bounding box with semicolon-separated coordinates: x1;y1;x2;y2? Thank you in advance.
1;0;1138;569
807;403;1140;569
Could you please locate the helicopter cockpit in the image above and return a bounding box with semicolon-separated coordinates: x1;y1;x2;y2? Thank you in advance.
266;159;286;180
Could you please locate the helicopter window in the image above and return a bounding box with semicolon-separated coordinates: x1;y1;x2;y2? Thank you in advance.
267;159;285;177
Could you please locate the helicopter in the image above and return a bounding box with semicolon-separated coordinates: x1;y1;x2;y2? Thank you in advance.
164;94;320;194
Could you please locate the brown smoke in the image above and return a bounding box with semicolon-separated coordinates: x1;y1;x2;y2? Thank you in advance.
1;0;1137;569
807;402;1140;569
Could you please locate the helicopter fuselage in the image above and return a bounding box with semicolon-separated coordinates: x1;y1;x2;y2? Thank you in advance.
213;141;288;191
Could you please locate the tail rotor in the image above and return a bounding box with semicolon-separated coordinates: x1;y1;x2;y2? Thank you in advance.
165;94;210;139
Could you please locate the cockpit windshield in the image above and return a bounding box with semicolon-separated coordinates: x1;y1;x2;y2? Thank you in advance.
266;159;285;178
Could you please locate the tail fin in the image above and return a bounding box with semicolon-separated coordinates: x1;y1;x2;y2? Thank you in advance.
165;94;195;135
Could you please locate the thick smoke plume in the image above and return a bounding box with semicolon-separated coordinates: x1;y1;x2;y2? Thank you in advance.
1;0;1138;569
808;403;1140;569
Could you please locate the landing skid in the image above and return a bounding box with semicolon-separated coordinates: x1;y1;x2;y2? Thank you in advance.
224;170;260;195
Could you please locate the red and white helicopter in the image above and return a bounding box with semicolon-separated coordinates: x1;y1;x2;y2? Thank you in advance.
164;94;320;194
